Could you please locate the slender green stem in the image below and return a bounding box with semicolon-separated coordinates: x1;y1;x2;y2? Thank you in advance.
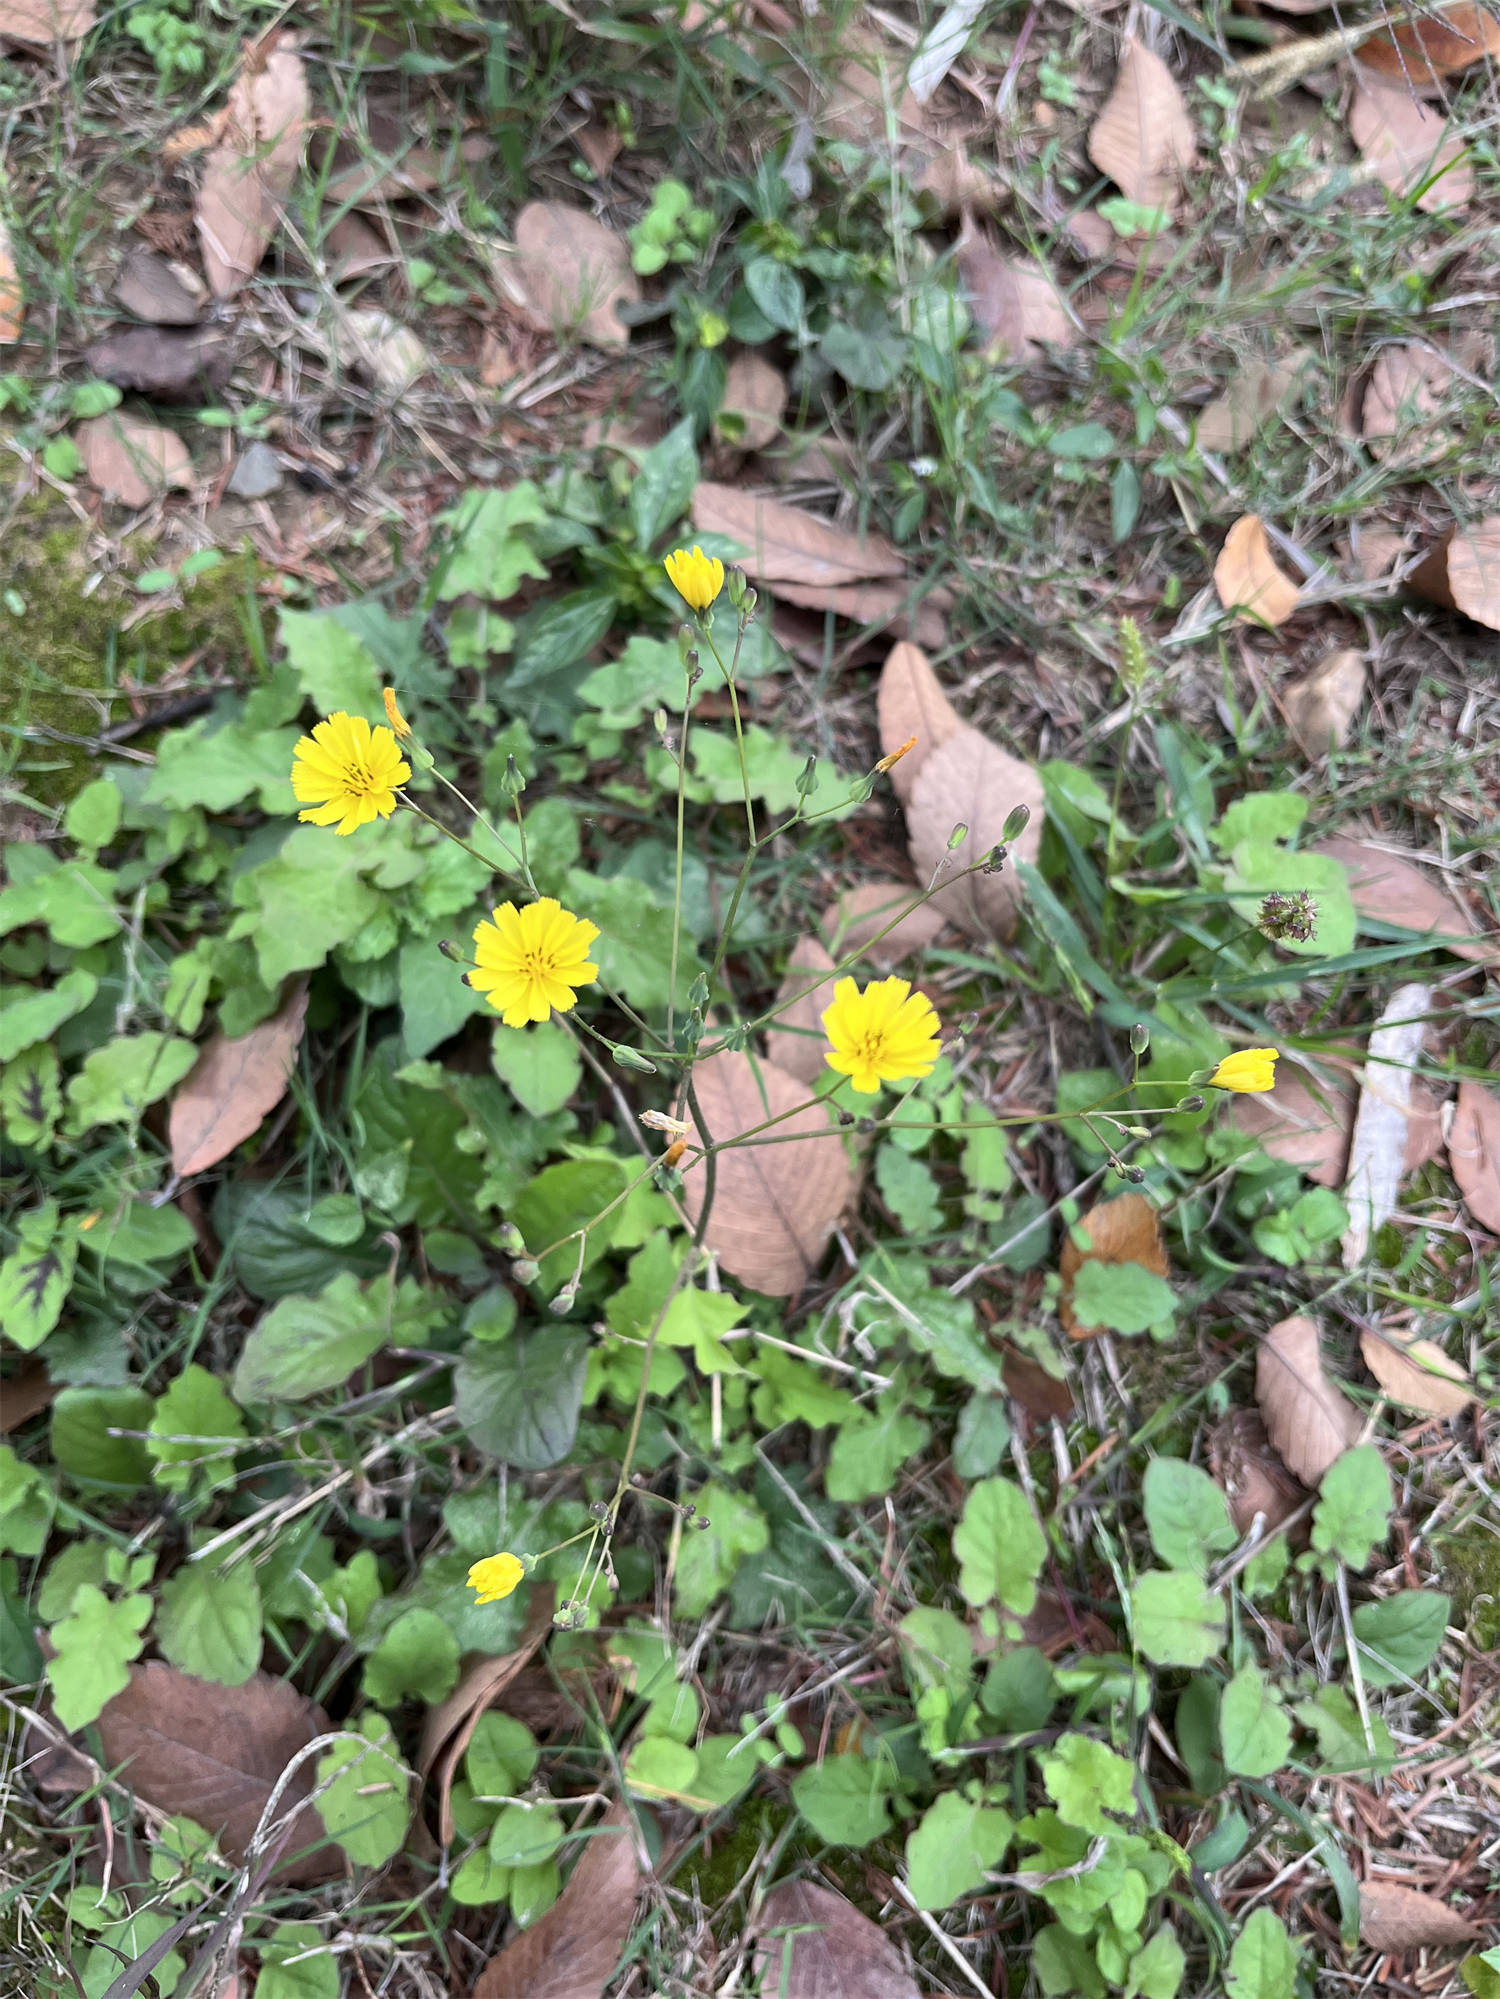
667;664;695;1050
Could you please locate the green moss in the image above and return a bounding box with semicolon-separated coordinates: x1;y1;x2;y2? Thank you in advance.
679;1793;796;1907
1;494;262;806
1435;1525;1500;1650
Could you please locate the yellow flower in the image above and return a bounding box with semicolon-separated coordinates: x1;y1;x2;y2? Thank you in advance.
664;545;725;612
470;898;600;1029
1207;1048;1279;1093
467;1552;525;1604
291;711;411;835
876;736;917;773
382;687;411;739
822;975;941;1096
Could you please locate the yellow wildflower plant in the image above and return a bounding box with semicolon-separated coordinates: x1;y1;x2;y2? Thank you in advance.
470;898;601;1028
291;711;411;835
467;1552;525;1604
1207;1048;1279;1093
822;975;942;1096
664;544;725;612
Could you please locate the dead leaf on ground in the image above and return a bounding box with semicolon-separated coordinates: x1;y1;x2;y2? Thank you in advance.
84;1661;336;1884
1000;1343;1074;1422
1256;1314;1362;1486
0;222;22;344
756;1881;921;1999
505;202;639;352
819;880;949;968
1356;2;1500;88
84;325;234;402
0;0;94;42
1448;1080;1500;1233
1208;1408;1308;1539
770;577;948;649
1086;39;1198;217
765;935;840;1086
1196;358;1302;454
1409;517;1500;631
877;641;963;805
1214;515;1301;626
715;352;788;452
1283;648;1365;757
575;122;622;177
1358;1879;1480;1950
1349;75;1472;212
955;222;1077;363
0;1359;56;1432
77;412;194;508
905;725;1045;943
692;482;907;590
196;47;309;299
1343;981;1431;1269
1058;1191;1170;1340
169;984;308;1177
1350;524;1414;582
1359;344;1456;466
1359;1331;1474;1420
917;146;997;217
323;128;492;208
1233;1059;1443;1186
1314;834;1494;963
472;1804;642;1999
418;1585;554;1846
338;307;430;392
112;246;203;325
325;210;393;282
679;1050;855;1298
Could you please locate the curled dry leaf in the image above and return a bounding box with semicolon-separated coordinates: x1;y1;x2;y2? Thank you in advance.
196;48;309;299
715;352;788;452
679;1050;855;1298
169;984;309;1177
1448;1080;1500;1233
1058;1191;1170;1340
472;1804;642;1999
1359;344;1455;467
877;640;963;805
1409;517;1500;632
769;576;948;650
1214;515;1301;627
1359;1331;1474;1420
1086;39;1198;217
1349;76;1471;213
692;481;907;590
0;0;94;42
1342;980;1431;1269
1233;1060;1443;1188
1313;834;1493;964
77;412;193;508
325;210;393;282
1001;1343;1075;1422
506;201;639;352
1208;1408;1308;1540
1356;2;1500;89
1283;648;1365;757
1358;1880;1480;1950
765;935;840;1086
417;1585;554;1846
956;221;1076;363
906;725;1045;944
112;245;203;326
1255;1314;1362;1486
1195;358;1302;454
820;880;949;968
0;1357;56;1433
84;325;234;403
757;1880;921;1999
0;222;22;345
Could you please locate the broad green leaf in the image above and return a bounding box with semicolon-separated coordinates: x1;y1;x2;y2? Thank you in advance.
1142;1458;1237;1577
490;1018;582;1117
1294;1685;1394;1773
1;1041;64;1149
820;304;906;390
450;1849;511;1906
148;1364;247;1493
234;832;385;988
155;1560;262;1686
580;635;690;726
488;1801;564;1869
659;1286;746;1377
64;779;122;854
510;1152;633;1294
898;1606;973;1696
509;1858;562;1925
363;1606;461;1706
623;1734;698;1802
434;483;549;602
673;1483;769;1618
1034;1924;1106;1999
1462;1950;1500;1999
399;927;490;1058
213;1182;387;1302
315;1712;411;1866
466;1712;540;1800
875;1143;942;1235
1129;1571;1225;1667
628;416;698;547
51;1387;154;1487
1213;793;1308;851
1125;1925;1186;1999
454;1330;589;1469
953;1477;1046;1614
1350;1589;1450;1688
255;1923;341;1999
1040;1732;1137;1833
565;867;696;1012
1218;1664;1292;1777
905;1791;1014;1909
953;1395;1011;1478
38;1541;110;1622
0;858;120;948
1310;1444;1390;1570
1224;844;1355;959
278;607;382;715
0;1202;76;1349
1070;1258;1175;1335
824;1392;929;1503
65;1033;198;1132
233;1272;446;1403
47;1585;151;1729
1226;1907;1299;1999
146;716;299;816
743;256;802;332
0;969;98;1064
981;1646;1055;1731
791;1753;893;1847
1173;1674;1225;1795
0;1444;55;1555
83;1199;195;1277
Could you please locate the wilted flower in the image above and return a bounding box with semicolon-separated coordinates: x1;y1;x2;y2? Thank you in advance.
382;688;412;739
822;975;941;1096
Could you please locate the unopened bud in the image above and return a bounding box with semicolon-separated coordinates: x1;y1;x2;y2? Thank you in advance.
980;846;1006;874
512;1257;540;1284
947;822;969;852
438;939;466;961
1130;1023;1150;1055
740;586;757;617
848;774;876;803
1000;802;1032;844
795;755;819;798
677;624;698;669
495;1222;525;1255
1123;1164;1146;1184
1176;1094;1205;1114
551;1283;579;1315
610;1041;658;1074
726;567;747;608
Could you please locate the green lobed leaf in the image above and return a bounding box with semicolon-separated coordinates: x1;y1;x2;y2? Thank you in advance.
155;1559;263;1686
255;1923;341;1999
1129;1570;1226;1668
47;1584;152;1729
65;1033;198;1132
363;1606;461;1707
490;1018;582;1117
824;1392;929;1503
953;1476;1046;1614
51;1387;155;1487
278;608;383;716
1350;1589;1450;1688
1040;1732;1137;1833
905;1791;1014;1910
0;969;99;1064
1070;1257;1175;1335
1142;1458;1237;1577
875;1143;943;1234
315;1712;412;1867
0;1043;61;1148
1125;1925;1186;1999
791;1752;893;1847
147;1364;247;1493
1218;1664;1292;1777
1310;1444;1391;1570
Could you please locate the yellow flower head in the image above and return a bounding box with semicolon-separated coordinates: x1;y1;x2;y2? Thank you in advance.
382;687;412;739
664;545;725;612
1208;1048;1279;1094
470;898;600;1029
467;1552;525;1604
291;711;411;835
822;975;941;1096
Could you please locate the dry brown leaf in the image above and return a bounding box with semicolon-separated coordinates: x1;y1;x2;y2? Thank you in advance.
196;48;309;299
507;202;639;351
323;127;492;208
877;641;963;805
756;1881;921;1999
1360;344;1455;466
1349;76;1471;212
692;481;907;589
169;985;308;1177
1214;515;1301;626
917;146;997;217
339;307;430;392
0;222;22;345
820;881;949;968
325;210;393;282
1409;517;1500;631
0;0;94;41
1283;648;1365;757
905;725;1045;944
575;122;622;177
715;352;788;452
770;576;948;650
1196;359;1302;454
765;936;840;1086
83;325;234;403
473;1805;642;1999
418;1586;554;1846
1256;1315;1362;1486
0;1358;56;1433
1356;2;1500;87
1001;1344;1075;1422
1351;524;1413;581
1358;1880;1480;1950
1359;1331;1474;1420
956;223;1076;363
1208;1408;1308;1539
1314;834;1493;963
90;1661;336;1885
77;412;193;508
1086;39;1198;216
678;1050;854;1298
112;246;203;326
1448;1080;1500;1232
1058;1191;1170;1341
1234;1059;1443;1186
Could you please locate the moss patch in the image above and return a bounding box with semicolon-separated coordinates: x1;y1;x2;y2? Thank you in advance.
1435;1526;1500;1651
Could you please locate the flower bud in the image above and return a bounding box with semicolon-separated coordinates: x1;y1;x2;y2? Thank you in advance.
795;755;819;798
499;754;526;797
1175;1093;1205;1113
947;822;969;852
438;939;466;961
495;1222;525;1255
610;1041;658;1074
726;567;747;609
1000;802;1032;844
511;1257;540;1284
1130;1023;1150;1054
551;1282;579;1315
677;624;699;670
